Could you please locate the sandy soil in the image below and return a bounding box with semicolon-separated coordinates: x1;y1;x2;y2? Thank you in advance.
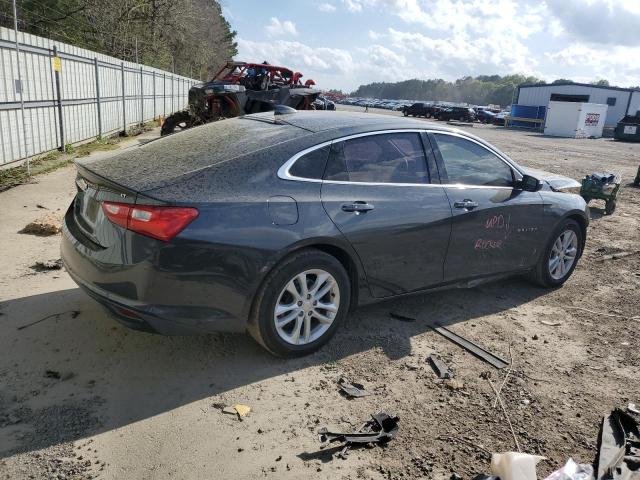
1;115;639;480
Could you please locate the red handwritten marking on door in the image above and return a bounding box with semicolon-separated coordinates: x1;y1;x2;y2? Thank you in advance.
485;214;509;230
474;238;503;250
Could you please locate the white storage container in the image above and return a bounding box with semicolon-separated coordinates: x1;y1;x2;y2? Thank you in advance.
544;101;608;138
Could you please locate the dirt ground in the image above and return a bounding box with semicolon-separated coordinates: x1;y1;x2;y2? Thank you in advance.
1;112;639;480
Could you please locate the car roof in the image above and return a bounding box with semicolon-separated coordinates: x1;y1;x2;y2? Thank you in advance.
244;110;455;135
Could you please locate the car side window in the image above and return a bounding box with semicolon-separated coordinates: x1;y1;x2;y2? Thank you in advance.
433;133;514;187
289;145;330;180
324;133;429;184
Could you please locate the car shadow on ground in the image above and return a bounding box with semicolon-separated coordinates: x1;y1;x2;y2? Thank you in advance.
0;277;547;457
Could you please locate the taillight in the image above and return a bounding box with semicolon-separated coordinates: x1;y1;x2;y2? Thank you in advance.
102;201;198;242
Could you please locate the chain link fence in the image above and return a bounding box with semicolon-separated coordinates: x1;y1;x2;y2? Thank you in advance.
0;26;198;165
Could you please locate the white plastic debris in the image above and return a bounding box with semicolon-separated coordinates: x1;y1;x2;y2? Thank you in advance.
543;458;593;480
491;452;546;480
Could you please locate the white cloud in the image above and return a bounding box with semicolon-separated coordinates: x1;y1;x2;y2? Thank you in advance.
236;0;640;91
317;2;337;12
544;0;640;46
264;17;298;38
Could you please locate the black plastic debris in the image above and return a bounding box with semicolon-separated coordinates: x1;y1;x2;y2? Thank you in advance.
596;406;640;479
318;412;399;446
337;377;371;398
472;476;500;480
44;370;61;379
428;354;452;379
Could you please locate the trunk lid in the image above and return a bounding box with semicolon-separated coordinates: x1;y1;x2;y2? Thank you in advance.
72;164;162;248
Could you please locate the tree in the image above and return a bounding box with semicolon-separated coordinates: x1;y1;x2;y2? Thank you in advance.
351;74;545;107
0;0;237;80
591;79;610;86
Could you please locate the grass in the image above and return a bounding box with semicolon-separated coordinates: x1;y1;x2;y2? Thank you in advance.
0;122;159;192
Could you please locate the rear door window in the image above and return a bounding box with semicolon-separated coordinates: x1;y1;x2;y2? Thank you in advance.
433;133;513;187
289;145;330;180
324;133;429;184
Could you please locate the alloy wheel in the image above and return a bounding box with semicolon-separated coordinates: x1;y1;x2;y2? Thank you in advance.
273;269;340;345
548;230;578;280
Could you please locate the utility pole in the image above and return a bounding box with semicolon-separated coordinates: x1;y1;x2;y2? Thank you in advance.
135;37;139;64
12;0;29;174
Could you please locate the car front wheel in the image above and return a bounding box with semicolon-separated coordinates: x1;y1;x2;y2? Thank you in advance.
248;249;351;357
528;219;582;287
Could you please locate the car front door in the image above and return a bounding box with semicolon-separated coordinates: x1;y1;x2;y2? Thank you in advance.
429;132;545;282
321;131;452;298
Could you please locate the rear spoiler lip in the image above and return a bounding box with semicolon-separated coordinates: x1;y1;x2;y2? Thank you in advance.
75;162;166;206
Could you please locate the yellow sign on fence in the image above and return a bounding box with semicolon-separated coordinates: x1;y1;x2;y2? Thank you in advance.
52;56;61;72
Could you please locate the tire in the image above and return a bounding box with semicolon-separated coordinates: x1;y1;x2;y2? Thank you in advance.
528;219;583;288
459;116;465;122
160;112;191;136
605;200;616;215
247;249;351;357
403;111;408;117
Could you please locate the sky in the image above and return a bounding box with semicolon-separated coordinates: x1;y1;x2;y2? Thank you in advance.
222;0;640;92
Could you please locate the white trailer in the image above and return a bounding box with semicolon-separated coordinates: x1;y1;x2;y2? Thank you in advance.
544;101;608;138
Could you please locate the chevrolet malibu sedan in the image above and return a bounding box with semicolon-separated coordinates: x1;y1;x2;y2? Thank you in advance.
61;111;588;356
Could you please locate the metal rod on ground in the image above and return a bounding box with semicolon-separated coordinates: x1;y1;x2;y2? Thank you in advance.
12;0;30;174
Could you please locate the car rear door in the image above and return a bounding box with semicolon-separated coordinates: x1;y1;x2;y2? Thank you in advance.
320;131;452;298
428;132;545;282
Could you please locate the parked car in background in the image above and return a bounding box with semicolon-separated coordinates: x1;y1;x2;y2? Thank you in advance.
313;96;336;110
475;109;497;123
62;111;588;357
403;102;429;117
493;111;509;125
435;106;476;122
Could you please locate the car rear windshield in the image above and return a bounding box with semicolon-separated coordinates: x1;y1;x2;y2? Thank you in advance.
79;117;309;192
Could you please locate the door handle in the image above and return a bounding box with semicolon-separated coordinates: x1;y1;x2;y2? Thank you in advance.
341;201;374;213
453;199;479;210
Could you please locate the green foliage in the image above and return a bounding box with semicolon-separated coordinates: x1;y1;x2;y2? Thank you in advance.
0;0;237;80
351;74;545;106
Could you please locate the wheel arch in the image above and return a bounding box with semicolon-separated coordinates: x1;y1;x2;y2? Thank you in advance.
248;239;367;324
563;211;588;256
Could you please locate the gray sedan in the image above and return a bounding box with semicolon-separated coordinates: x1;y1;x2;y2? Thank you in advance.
61;111;588;356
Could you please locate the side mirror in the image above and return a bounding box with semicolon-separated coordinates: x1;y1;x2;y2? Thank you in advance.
517;174;542;192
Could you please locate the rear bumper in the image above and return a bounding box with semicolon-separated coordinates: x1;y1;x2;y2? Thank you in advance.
61;205;249;335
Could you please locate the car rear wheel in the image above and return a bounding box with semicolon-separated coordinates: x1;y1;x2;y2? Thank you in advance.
248;249;350;357
528;219;582;288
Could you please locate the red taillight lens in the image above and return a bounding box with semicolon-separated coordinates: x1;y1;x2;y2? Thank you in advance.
102;201;198;242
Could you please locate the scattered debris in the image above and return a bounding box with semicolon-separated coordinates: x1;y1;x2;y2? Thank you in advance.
596;251;639;262
431;323;509;369
491;452;545;480
36;204;48;209
543;458;593;480
221;404;251;420
389;312;416;322
337;378;371;398
444;379;465;391
31;259;63;271
595;406;640;479
17;310;80;331
19;213;62;236
629;403;639;415
493;345;514;408
540;320;562;327
318;412;399;448
473;475;500;480
428;354;452;379
486;376;521;452
44;370;61;380
562;306;640;321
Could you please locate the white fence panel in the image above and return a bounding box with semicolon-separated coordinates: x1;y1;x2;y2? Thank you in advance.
0;26;198;165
